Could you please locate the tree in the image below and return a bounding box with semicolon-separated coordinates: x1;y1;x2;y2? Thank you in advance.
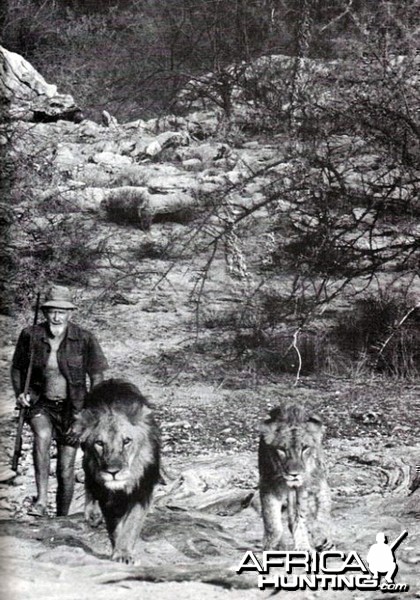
181;1;420;375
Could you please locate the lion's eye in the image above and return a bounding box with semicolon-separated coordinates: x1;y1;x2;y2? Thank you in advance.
94;440;104;453
276;447;287;458
302;445;311;455
123;437;132;447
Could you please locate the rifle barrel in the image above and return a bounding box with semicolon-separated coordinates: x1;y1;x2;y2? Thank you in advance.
390;530;408;552
11;292;41;472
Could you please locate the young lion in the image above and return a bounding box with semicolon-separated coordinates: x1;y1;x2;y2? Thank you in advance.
74;378;160;564
258;403;332;551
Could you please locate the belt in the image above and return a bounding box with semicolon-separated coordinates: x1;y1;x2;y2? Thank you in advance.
45;397;66;405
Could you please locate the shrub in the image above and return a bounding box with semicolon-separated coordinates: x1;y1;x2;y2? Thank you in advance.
2;206;106;313
104;188;150;229
333;291;420;377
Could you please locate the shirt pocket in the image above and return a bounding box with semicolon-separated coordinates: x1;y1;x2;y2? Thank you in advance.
66;356;85;385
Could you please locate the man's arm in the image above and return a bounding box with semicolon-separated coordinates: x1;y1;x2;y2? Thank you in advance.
89;372;104;389
11;366;22;398
11;329;32;407
11;367;30;408
86;331;108;390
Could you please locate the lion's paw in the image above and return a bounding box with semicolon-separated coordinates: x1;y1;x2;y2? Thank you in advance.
315;538;335;552
112;549;135;565
84;501;103;528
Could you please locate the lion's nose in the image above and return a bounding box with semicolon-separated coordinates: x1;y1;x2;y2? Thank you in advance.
285;463;302;478
105;467;121;477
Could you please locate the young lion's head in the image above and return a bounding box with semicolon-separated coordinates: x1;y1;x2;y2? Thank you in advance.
75;379;160;495
259;403;325;488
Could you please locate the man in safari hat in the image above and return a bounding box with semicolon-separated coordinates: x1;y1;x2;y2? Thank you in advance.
11;285;108;517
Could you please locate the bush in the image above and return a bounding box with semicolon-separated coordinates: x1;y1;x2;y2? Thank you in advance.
1;0;64;56
233;328;331;376
333;291;420;377
104;188;151;229
2;208;105;313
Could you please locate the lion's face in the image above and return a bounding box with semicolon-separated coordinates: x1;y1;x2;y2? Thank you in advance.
260;406;324;488
77;406;156;494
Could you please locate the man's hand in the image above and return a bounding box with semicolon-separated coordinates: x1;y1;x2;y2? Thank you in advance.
64;424;80;446
16;393;31;408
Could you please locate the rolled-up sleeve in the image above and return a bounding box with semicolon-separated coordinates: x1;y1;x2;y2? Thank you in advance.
85;333;108;376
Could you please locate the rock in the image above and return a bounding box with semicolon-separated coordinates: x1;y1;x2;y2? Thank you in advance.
224;437;237;445
148;191;197;222
101;110;118;127
0;45;80;122
133;131;190;159
162;420;191;429
145;171;199;193
182;158;203;172
78;119;102;138
155;131;190;149
75;470;85;484
0;498;12;510
131;135;158;157
91;151;132;167
0;467;17;482
11;475;25;486
40;186;107;212
177;142;233;165
224;169;244;185
53;144;85;171
144;139;162;157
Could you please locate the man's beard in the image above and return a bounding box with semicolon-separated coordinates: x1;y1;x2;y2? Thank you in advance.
49;323;67;338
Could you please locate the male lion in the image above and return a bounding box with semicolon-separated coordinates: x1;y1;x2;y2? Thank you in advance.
74;378;160;564
258;403;332;551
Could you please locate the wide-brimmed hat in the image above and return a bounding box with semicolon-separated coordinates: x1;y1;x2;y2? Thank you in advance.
41;285;76;310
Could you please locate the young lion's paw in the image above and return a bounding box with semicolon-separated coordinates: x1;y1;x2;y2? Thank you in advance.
111;549;136;565
315;538;335;552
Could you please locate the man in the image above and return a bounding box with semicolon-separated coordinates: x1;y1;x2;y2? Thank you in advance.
366;532;398;584
11;285;108;517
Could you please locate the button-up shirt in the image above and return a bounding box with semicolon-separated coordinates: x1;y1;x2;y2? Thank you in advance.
12;321;108;411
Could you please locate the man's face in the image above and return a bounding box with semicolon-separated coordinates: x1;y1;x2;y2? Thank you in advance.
44;308;72;335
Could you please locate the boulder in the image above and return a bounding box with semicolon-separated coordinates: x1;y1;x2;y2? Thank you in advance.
177;142;233;166
132;131;190;159
91;151;133;168
102;187;199;226
0;46;81;122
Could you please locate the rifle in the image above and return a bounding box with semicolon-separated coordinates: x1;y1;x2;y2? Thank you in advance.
389;530;408;552
11;292;41;472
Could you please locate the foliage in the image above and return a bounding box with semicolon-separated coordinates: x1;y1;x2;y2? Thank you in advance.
3;0;419;121
182;2;420;376
4;206;106;313
334;290;420;377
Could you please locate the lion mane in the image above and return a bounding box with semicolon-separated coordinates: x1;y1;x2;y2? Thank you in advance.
258;403;332;551
75;378;160;564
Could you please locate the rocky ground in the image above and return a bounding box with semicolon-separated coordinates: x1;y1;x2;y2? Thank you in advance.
1;45;420;600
